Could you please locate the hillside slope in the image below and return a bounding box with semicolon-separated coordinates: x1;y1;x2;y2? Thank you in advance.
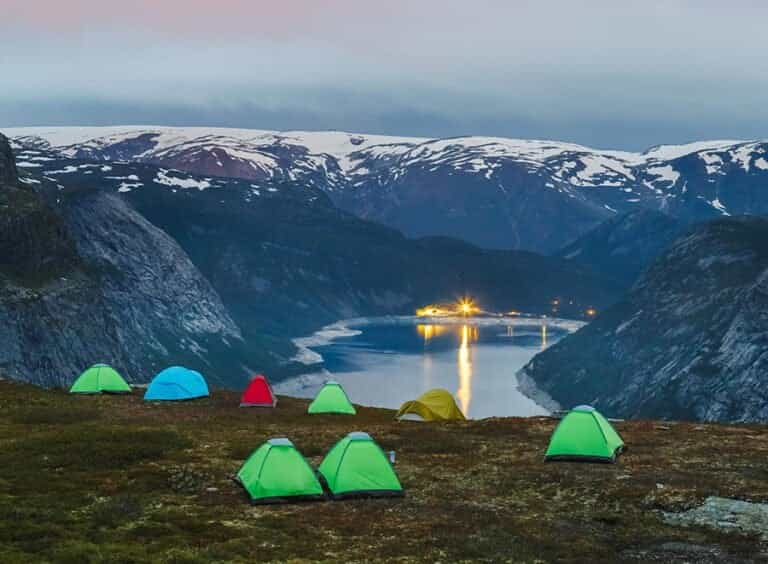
0;134;262;388
522;217;768;422
556;210;688;286
1;379;767;563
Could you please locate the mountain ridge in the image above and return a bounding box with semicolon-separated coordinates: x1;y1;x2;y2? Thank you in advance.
9;126;768;252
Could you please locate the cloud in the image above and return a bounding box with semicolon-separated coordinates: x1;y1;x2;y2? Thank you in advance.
2;1;391;39
2;1;767;148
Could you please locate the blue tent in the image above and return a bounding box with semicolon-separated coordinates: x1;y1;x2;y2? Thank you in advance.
144;366;209;401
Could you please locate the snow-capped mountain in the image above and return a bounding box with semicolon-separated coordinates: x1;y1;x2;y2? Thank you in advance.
7;126;768;252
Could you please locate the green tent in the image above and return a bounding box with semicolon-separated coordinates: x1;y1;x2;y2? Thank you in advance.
69;364;131;394
545;405;625;463
307;381;356;415
318;432;403;499
235;438;325;504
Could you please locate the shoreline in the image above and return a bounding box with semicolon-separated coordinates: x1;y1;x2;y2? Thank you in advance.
286;314;584;416
290;314;586;366
515;367;563;413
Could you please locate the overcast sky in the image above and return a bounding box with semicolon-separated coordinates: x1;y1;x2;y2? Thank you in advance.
1;0;766;149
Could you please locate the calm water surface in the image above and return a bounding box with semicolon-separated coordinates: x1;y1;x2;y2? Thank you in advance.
276;319;573;419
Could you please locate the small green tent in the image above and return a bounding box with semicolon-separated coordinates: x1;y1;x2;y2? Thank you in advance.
318;432;403;499
235;438;325;504
545;405;625;463
307;381;356;415
70;364;131;394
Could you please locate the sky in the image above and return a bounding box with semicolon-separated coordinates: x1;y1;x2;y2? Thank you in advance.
1;0;767;149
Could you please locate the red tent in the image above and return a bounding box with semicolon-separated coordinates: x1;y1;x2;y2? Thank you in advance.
239;374;277;407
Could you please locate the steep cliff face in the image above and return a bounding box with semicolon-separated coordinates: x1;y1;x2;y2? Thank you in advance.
60;190;259;385
0;135;18;185
0;133;105;386
522;217;768;422
0;135;260;388
0;135;80;284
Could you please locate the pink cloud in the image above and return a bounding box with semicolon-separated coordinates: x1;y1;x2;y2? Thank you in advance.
3;0;401;39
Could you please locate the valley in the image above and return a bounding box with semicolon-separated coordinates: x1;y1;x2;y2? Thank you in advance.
0;132;618;391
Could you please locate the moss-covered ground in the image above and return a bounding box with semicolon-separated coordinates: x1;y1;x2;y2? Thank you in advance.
1;379;767;563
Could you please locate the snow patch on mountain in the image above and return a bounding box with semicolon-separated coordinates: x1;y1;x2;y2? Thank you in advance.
155;170;212;190
710;198;730;215
643;140;747;161
646;165;680;186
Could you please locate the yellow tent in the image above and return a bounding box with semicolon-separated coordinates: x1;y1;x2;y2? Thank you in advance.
395;389;466;421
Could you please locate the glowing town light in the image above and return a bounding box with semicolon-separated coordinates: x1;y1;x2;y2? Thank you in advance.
457;298;477;316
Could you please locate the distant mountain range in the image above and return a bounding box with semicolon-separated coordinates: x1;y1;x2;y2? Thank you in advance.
0;131;620;389
521;216;768;422
8;126;768;253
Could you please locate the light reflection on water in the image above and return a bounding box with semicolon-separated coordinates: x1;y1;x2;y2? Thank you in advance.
278;320;563;419
456;325;474;415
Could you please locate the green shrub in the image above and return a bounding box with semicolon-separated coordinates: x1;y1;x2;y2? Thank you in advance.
9;406;101;425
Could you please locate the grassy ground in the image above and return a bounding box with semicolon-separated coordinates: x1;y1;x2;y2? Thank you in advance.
1;380;767;563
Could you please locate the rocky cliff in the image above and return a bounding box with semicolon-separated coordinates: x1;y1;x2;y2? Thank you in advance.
0;135;259;388
522;216;768;422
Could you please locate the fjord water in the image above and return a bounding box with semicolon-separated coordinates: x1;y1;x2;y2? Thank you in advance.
277;320;573;419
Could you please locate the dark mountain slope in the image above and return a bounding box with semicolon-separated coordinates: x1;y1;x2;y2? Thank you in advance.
0;139;80;284
0;135;259;389
556;210;688;286
60;189;261;385
334;161;612;252
22;155;622;340
521;217;768;422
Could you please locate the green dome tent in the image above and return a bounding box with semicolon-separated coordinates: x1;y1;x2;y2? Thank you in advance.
235;438;325;504
318;432;403;499
69;364;131;394
545;405;625;463
307;381;356;415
